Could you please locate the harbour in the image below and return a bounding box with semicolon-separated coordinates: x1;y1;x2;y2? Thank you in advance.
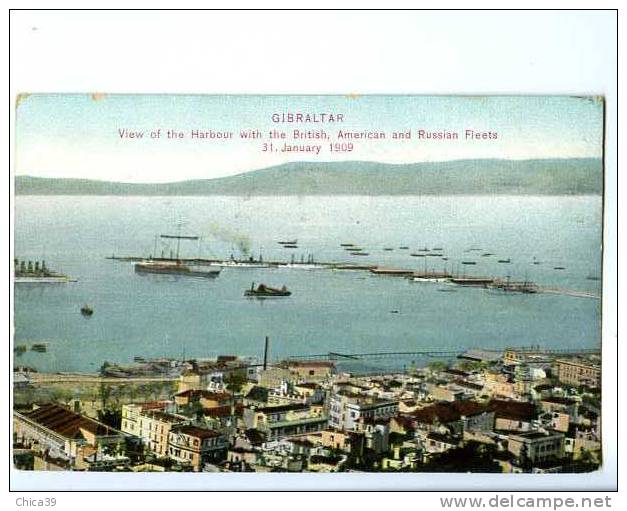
14;194;602;374
104;254;599;299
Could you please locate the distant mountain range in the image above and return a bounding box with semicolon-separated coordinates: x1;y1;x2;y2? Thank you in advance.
15;158;602;196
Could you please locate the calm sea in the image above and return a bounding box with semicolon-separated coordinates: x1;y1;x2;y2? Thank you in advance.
14;195;602;373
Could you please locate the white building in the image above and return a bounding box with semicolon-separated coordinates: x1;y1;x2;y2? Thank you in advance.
328;392;398;431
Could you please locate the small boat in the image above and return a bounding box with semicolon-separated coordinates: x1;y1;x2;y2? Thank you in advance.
31;343;47;353
278;240;297;245
410;253;423;257
340;243;355;247
282;244;298;249
481;253;493;257
418;247;429;252
553;266;566;270
437;288;457;293
432;247;443;251
461;261;477;265
245;282;291;297
350;252;370;256
210;260;271;268
442;257;449;261
371;267;414;276
333;264;377;270
427;253;443;257
383;248;394;251
80;305;94;316
451;277;494;286
498;259;511;264
412;276;450;283
399;246;409;250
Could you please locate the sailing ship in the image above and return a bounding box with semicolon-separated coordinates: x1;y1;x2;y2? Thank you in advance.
135;233;221;278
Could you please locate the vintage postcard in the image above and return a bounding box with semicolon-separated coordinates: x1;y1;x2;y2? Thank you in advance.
12;94;604;480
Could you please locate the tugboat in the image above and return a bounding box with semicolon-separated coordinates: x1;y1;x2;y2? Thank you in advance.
245;282;291;297
80;305;94;316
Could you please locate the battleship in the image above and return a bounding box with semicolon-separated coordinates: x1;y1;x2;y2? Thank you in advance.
14;259;76;283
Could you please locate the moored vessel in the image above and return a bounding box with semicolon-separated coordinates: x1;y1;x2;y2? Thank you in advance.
134;233;221;278
14;259;76;283
244;282;292;297
135;260;221;277
80;305;94;316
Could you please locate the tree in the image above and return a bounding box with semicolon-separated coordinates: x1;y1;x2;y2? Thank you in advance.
98;382;112;410
224;372;247;393
427;361;447;373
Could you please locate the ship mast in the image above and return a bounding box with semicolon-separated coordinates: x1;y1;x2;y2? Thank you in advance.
160;224;200;262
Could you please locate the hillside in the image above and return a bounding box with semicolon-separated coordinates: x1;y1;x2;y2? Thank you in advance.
15;158;603;196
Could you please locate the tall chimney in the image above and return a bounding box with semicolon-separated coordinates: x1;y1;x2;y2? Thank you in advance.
263;336;270;370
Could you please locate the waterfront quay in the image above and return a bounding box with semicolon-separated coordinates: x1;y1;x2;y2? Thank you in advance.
13;347;601;473
107;255;600;299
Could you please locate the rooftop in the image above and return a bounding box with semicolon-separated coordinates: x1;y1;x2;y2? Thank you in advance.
256;403;310;414
203;404;244;418
286;361;335;369
488;399;537;421
175;389;232;401
541;397;577;406
295;382;320;390
172;425;222;439
510;431;563;441
142;410;188;423
18;403;121;440
410;400;489;424
426;432;458;444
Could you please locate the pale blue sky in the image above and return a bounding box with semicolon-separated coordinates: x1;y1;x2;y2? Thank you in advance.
15;94;603;183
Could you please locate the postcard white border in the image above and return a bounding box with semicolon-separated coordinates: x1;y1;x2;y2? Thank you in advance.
7;8;619;492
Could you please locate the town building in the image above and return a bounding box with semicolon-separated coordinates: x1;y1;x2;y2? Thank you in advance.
556;358;601;388
174;389;233;409
243;403;328;440
13;403;127;470
328;392;398;431
137;409;190;456
507;431;565;465
167;425;226;471
285;360;336;381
